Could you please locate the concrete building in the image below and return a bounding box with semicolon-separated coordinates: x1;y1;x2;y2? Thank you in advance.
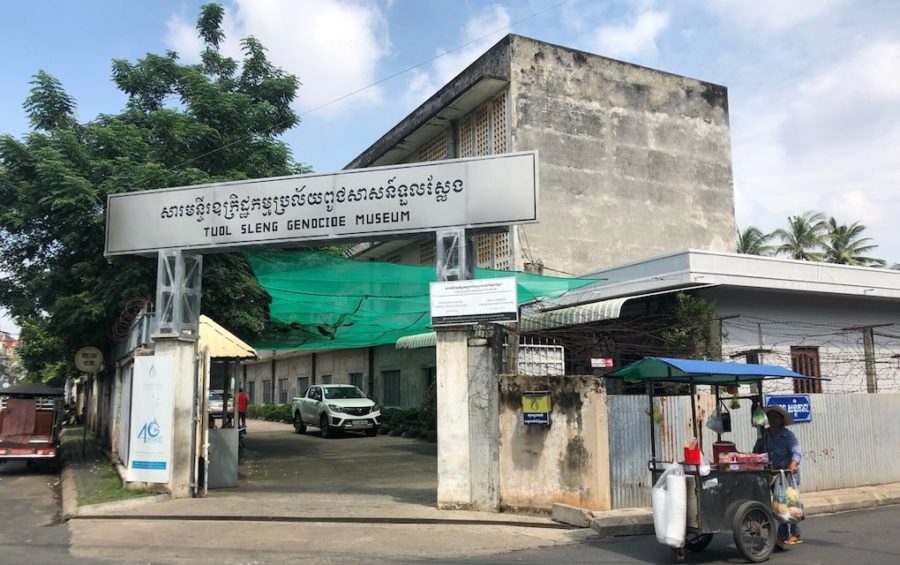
349;34;735;275
532;249;900;394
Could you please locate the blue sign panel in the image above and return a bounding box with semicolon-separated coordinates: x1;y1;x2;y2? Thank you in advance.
765;395;812;423
524;412;551;426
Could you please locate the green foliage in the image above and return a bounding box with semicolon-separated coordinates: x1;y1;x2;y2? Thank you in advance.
0;3;309;383
822;217;885;266
773;211;827;261
660;293;716;359
736;225;774;256
419;380;437;431
247;403;292;423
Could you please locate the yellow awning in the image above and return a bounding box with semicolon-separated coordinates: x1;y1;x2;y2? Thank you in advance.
199;315;257;359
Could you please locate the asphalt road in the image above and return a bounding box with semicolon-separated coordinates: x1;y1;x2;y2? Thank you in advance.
0;459;95;564
424;505;900;564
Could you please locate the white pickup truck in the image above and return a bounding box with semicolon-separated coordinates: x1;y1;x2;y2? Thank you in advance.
292;384;381;438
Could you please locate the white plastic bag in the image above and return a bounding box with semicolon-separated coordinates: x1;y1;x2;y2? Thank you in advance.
698;453;711;476
651;463;687;547
772;470;804;524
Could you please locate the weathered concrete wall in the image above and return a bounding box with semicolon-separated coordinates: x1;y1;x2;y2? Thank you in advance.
508;35;735;275
437;332;499;511
498;374;611;511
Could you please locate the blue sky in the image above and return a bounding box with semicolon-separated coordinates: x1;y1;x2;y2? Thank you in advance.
2;0;899;334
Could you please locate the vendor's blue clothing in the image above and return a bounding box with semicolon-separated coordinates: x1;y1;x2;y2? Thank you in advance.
754;428;803;540
753;427;802;475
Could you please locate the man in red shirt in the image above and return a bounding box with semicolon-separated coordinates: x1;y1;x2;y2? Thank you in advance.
238;387;249;429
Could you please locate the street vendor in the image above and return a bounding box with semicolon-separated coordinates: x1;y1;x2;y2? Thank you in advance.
753;405;802;545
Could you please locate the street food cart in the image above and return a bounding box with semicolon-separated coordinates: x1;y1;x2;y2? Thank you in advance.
0;382;65;468
605;357;826;563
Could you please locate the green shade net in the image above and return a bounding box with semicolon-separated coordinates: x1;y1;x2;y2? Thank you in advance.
244;249;601;351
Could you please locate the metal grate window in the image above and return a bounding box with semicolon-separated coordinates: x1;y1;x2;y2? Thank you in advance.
382;370;401;406
278;379;289;404
791;346;823;393
297;376;309;398
321;374;332;385
248;381;256;404
458;116;474;158
412;131;449;162
262;379;272;404
491;93;508;154
419;240;436;265
474;106;491;156
350;372;364;392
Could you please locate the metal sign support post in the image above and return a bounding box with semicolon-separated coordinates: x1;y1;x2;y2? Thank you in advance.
151;250;203;497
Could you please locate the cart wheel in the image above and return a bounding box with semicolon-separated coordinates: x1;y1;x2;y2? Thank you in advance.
732;500;777;563
685;533;715;552
672;546;686;563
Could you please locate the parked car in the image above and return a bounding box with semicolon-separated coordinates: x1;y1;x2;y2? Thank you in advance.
207;389;234;419
292;384;381;438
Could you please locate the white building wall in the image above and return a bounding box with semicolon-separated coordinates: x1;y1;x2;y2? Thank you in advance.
702;288;900;394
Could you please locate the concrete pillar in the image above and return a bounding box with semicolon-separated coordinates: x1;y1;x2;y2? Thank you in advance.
152;334;198;498
110;364;122;461
436;330;499;511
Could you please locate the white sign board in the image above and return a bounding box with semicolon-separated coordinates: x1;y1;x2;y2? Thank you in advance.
74;346;104;373
430;277;518;326
126;356;175;483
105;151;539;255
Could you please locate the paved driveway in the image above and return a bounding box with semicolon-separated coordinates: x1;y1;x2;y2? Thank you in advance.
235;418;438;507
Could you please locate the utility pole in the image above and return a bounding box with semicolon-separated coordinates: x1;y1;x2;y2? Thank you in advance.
843;323;894;394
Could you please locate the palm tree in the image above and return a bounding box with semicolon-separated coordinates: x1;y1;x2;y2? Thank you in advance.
822;217;886;266
736;226;775;255
773;211;827;261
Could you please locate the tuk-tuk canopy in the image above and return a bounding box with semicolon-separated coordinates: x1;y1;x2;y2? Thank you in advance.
606;357;826;385
0;382;64;397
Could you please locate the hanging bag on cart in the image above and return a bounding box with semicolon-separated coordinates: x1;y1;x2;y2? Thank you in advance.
651;463;686;547
773;470;805;523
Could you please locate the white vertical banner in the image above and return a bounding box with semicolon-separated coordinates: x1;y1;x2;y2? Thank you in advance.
126;356;175;483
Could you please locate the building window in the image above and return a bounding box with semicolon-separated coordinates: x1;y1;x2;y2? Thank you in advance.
247;381;256;404
350;372;364;391
262;379;272;404
791;346;823;393
321;374;332;385
278;378;289;404
383;370;401;406
297;376;309;397
424;367;436;389
419;240;436;265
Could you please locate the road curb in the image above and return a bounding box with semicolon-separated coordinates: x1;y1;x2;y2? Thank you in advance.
60;464;79;520
76;493;171;517
581;488;900;538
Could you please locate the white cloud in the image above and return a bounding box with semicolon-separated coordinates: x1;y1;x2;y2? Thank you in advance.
733;38;900;261
588;8;670;60
707;0;844;33
402;4;510;108
165;0;391;117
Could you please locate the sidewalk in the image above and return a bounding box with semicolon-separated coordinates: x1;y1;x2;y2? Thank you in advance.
61;422;900;534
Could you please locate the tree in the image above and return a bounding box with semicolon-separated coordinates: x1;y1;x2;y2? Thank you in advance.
736;226;775;256
822;217;885;266
0;3;307;384
773;211;827;261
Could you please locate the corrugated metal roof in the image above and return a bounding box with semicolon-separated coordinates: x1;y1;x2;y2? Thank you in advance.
396;332;437;350
395;287;713;349
199;315;256;359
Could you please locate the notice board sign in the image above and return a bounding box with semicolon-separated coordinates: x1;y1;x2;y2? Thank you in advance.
522;391;551;426
765;394;812;423
430;278;518;326
126;356;175;483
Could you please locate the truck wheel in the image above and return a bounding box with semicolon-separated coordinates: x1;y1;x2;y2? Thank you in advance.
319;414;332;438
293;412;306;434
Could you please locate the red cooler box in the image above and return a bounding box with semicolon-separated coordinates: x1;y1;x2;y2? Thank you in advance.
713;441;736;463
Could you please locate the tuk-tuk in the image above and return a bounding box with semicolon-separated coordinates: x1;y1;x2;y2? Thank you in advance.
606;357;827;563
0;382;65;467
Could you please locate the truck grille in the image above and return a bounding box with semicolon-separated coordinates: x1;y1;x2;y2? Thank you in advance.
344;407;371;416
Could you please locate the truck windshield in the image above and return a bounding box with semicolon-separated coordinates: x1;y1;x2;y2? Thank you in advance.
323;387;366;400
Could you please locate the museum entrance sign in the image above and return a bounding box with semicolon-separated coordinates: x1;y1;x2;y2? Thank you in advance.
105;151;539;255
